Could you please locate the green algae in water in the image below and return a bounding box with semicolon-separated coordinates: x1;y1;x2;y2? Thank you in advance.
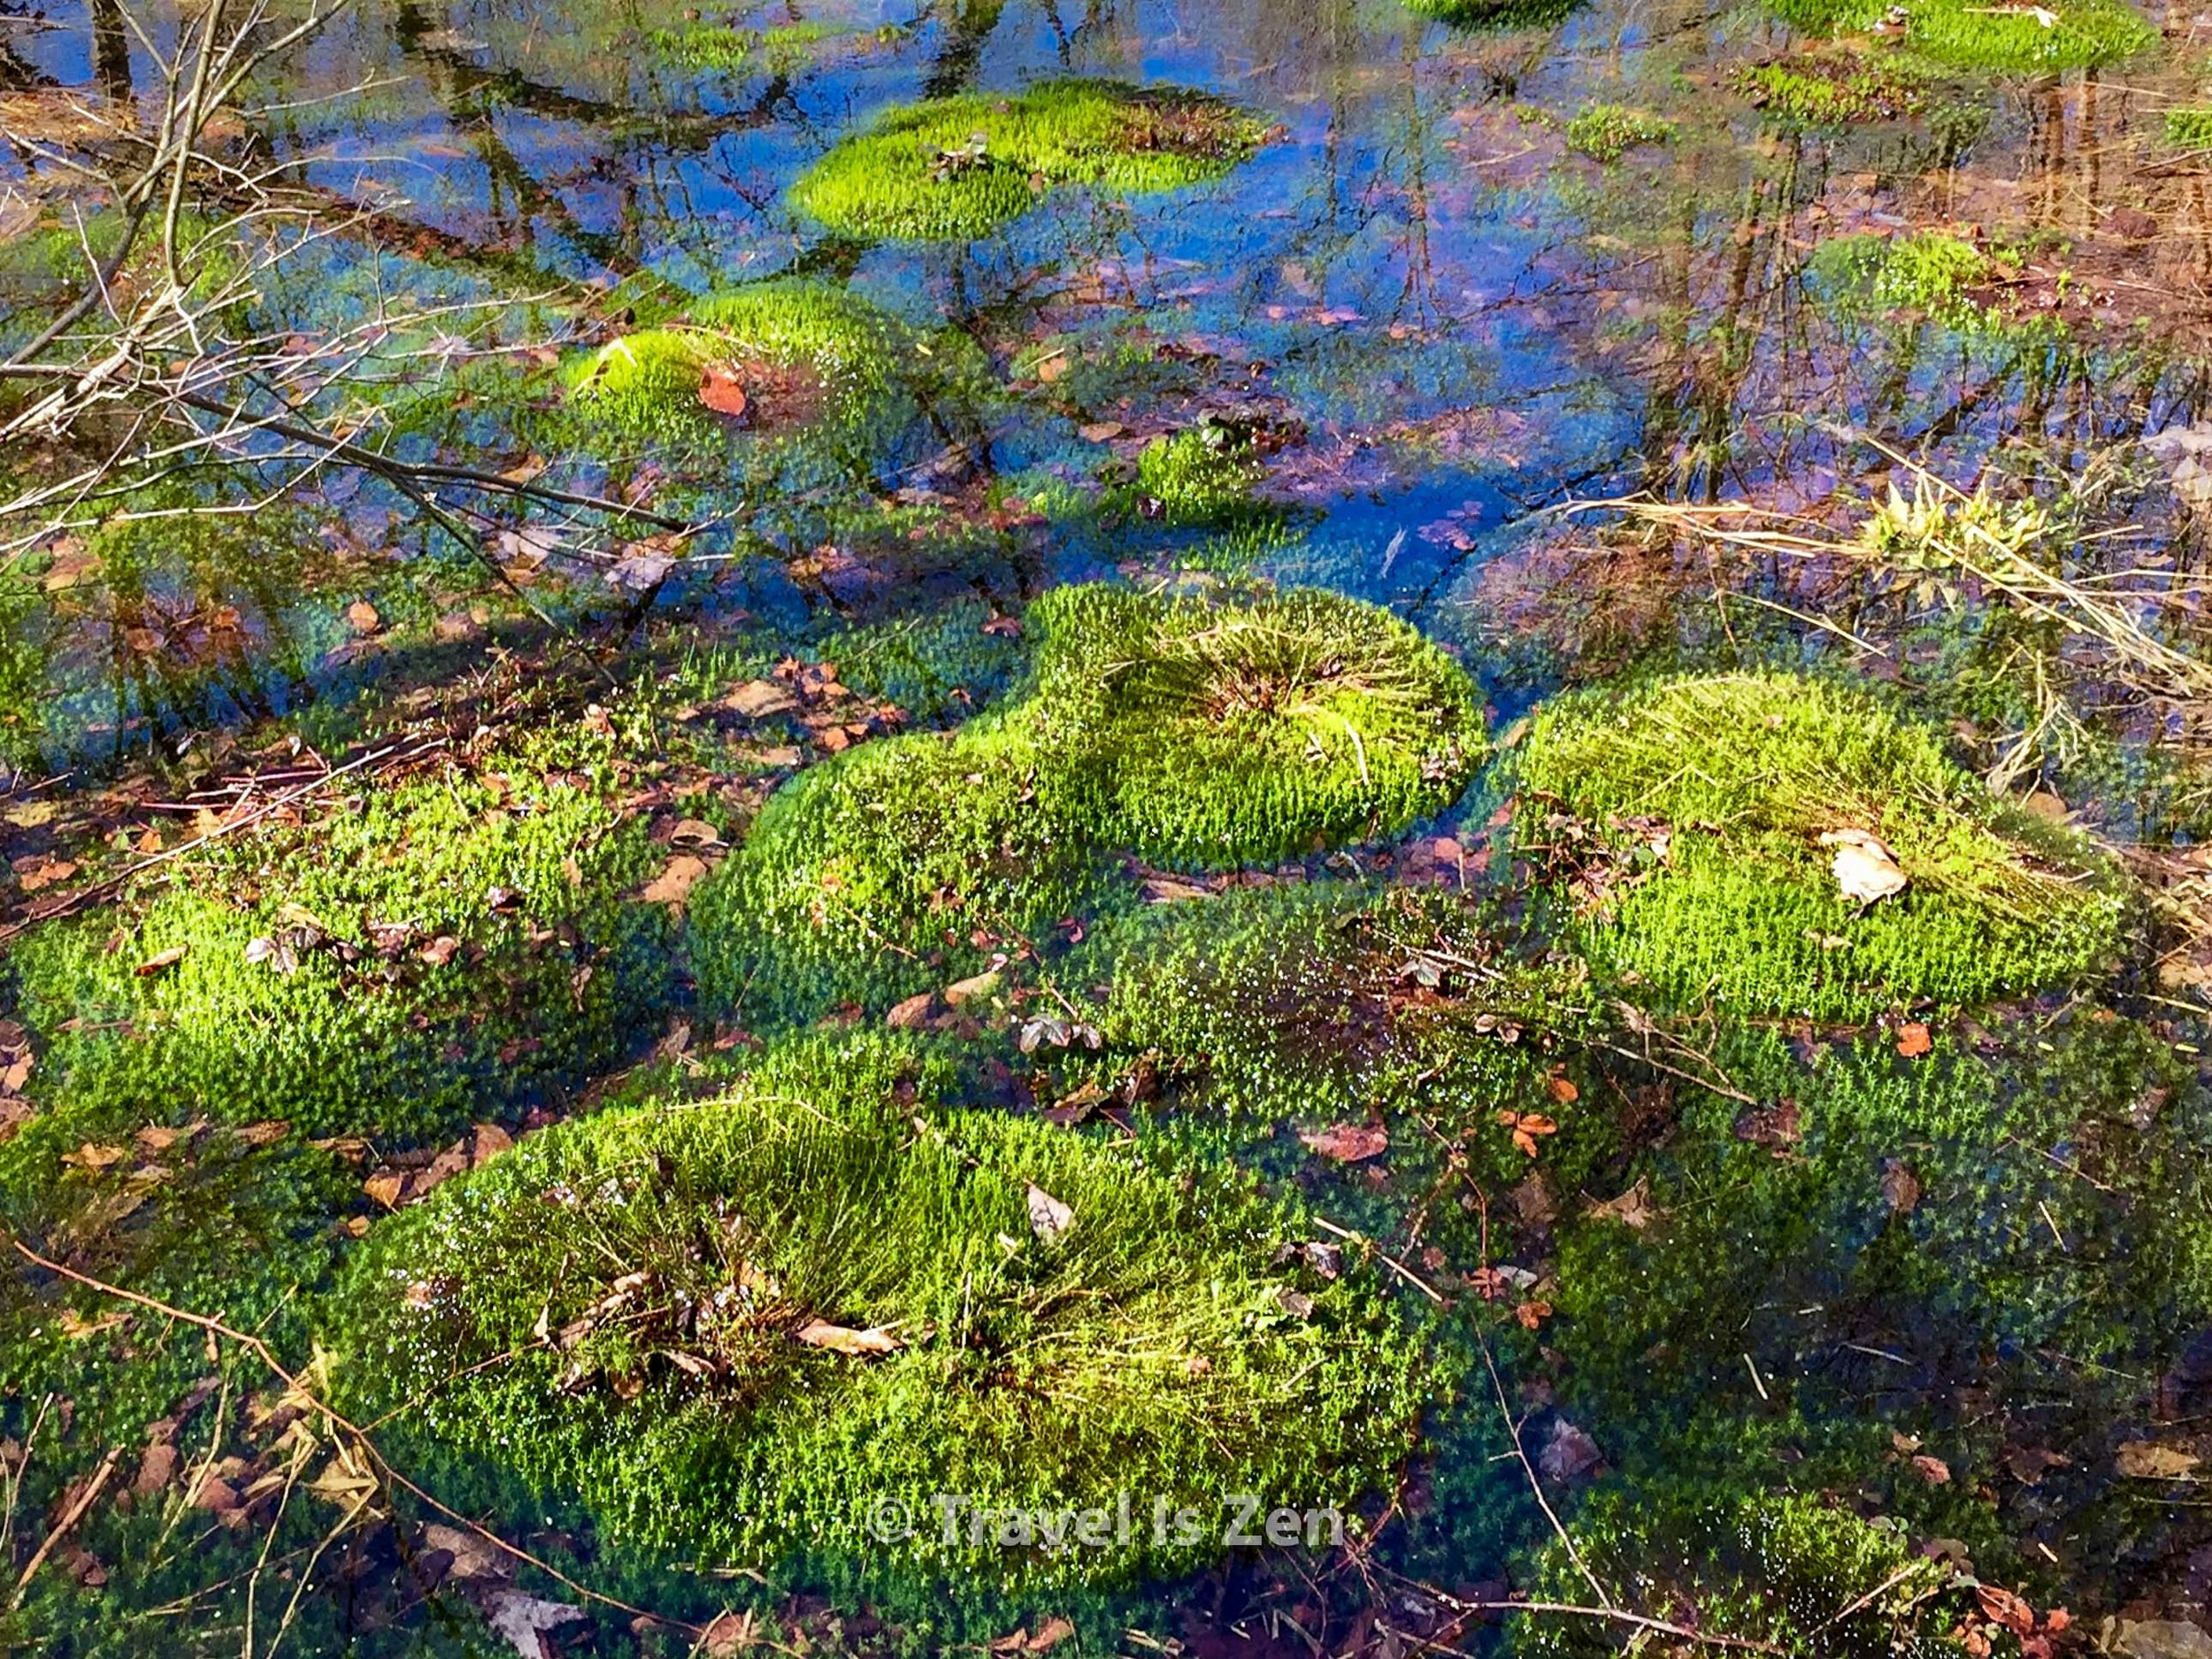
787;80;1267;242
1563;104;1678;163
9;753;671;1145
1514;672;2127;1020
334;1033;1441;1588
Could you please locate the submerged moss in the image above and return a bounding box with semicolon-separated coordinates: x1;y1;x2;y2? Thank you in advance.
1563;104;1678;163
1528;1489;1969;1659
1732;48;1930;126
10;755;670;1145
644;19;838;73
335;1035;1440;1586
1514;672;2126;1020
787;80;1266;242
691;583;1484;1024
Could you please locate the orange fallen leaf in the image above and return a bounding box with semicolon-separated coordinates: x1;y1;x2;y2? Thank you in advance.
1547;1074;1579;1105
1896;1022;1932;1057
1299;1123;1389;1163
135;944;188;978
699;365;749;419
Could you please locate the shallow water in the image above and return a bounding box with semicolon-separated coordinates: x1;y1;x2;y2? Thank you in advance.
5;0;2212;1652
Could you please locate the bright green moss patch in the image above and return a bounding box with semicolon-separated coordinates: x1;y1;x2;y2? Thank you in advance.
692;584;1484;1023
563;279;952;449
1809;230;2024;336
787;80;1266;242
10;758;671;1144
2168;108;2212;149
1026;584;1485;870
645;19;838;73
1515;672;2126;1020
1732;48;1930;125
1770;0;2153;73
1527;1490;1968;1659
1563;104;1677;163
1132;425;1268;526
336;1035;1440;1586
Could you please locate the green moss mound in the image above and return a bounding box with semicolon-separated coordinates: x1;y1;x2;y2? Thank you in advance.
1514;672;2126;1020
1026;584;1485;869
689;715;1104;1023
10;758;671;1144
691;584;1485;1023
1770;0;2153;73
565;279;918;445
1563;104;1678;163
787;80;1266;242
335;1036;1439;1586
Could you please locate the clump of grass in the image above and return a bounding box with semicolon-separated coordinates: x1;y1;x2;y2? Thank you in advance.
1731;47;1929;126
334;1034;1441;1587
787;80;1266;242
1027;583;1485;870
9;753;671;1145
689;584;1484;1024
2167;108;2212;150
1563;104;1677;163
1514;672;2127;1020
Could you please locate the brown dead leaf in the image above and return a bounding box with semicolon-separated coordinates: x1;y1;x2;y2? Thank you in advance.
1881;1158;1922;1215
1299;1123;1389;1163
701;1610;757;1658
2117;1440;2200;1479
795;1320;906;1357
363;1171;405;1210
134;945;188;978
1910;1453;1952;1485
668;818;722;848
344;601;381;635
1587;1177;1657;1229
886;991;941;1031
1547;1073;1579;1105
641;855;708;906
725;680;798;719
65;1142;129;1171
1896;1022;1932;1058
1976;1586;2038;1638
132;1441;179;1498
699;365;749;420
943;970;1001;1006
1029;1617;1076;1652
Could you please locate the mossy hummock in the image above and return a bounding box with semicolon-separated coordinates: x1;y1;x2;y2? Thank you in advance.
787;80;1267;242
1515;672;2126;1020
690;583;1486;1023
565;280;920;445
1562;104;1677;163
9;759;670;1145
1732;48;1929;127
1026;583;1485;870
1402;0;1586;28
336;1036;1440;1586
